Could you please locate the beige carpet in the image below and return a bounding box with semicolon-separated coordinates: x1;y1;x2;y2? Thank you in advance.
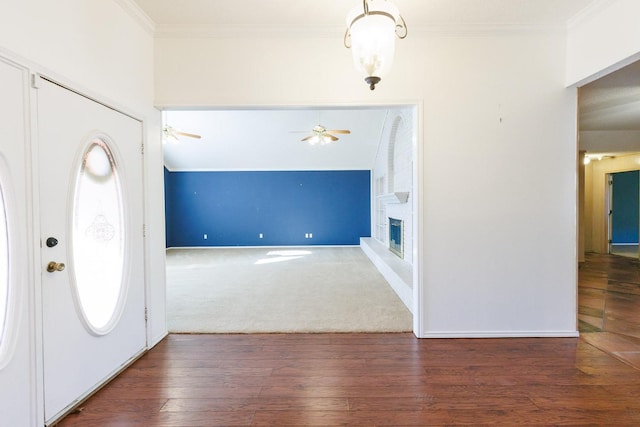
166;247;413;333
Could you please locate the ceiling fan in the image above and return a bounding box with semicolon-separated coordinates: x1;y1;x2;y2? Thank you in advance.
295;124;351;145
162;125;202;143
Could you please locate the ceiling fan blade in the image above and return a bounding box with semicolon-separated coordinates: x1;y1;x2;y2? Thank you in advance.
174;130;202;139
326;129;351;134
301;135;314;141
325;134;339;141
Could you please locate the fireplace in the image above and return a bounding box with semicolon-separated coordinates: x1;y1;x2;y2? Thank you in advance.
389;218;403;258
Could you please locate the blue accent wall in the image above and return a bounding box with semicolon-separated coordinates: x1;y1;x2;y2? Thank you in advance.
612;170;639;244
164;170;371;247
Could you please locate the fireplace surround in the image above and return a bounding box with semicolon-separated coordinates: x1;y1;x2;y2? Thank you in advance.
389;218;403;258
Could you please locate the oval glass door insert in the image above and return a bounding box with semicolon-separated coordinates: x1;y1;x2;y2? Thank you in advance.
0;183;8;347
71;138;126;333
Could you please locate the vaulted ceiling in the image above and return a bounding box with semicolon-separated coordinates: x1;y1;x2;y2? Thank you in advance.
162;108;398;171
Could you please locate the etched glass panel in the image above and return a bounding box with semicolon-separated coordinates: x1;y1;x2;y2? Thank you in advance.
0;185;8;345
71;139;125;331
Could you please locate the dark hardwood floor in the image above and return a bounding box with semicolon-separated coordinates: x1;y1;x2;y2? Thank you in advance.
578;252;640;337
57;333;640;426
578;252;640;370
54;253;640;426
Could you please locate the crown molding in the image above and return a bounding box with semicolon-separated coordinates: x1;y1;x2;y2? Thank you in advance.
410;23;567;37
112;0;156;36
567;0;615;30
155;22;568;40
154;24;345;39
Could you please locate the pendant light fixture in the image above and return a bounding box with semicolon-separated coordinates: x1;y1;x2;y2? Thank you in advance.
344;0;407;90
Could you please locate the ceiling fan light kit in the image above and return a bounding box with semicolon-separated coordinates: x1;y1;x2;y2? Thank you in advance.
301;124;351;145
344;0;407;90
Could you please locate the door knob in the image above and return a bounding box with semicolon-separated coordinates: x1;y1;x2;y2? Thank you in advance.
46;261;65;273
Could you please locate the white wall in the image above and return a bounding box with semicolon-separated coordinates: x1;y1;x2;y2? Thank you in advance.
156;28;579;337
420;34;577;336
567;0;640;86
0;0;153;113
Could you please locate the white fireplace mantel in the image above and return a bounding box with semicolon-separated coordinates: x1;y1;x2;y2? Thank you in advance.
377;192;409;204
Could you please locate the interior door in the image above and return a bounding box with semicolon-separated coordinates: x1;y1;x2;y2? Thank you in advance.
607;174;613;254
36;77;146;424
610;171;640;257
0;58;35;426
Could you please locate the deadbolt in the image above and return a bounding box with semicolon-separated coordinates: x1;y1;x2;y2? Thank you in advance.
46;237;58;248
46;261;65;273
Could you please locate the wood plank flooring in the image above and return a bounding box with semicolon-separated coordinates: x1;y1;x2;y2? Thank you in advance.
578;252;640;336
578;252;640;369
56;333;640;426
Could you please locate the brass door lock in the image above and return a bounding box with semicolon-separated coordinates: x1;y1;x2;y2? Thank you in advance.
46;261;65;273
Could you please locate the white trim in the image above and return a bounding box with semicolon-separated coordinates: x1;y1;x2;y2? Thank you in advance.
111;0;156;36
567;51;640;88
420;331;580;338
411;23;568;37
161;100;424;338
567;0;615;30
166;244;361;250
412;103;424;338
154;23;571;39
27;60;46;427
163;167;374;172
155;24;345;39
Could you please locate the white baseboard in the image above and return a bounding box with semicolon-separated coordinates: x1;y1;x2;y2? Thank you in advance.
417;330;580;338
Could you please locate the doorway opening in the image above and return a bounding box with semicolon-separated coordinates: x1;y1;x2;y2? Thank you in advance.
161;106;420;334
607;170;639;258
577;59;640;366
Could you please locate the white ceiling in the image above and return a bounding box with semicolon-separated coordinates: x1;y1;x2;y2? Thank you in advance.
130;0;640;169
133;0;595;30
579;60;640;157
580;60;640;132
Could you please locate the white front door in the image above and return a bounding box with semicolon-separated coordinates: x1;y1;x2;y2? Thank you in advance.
36;77;146;424
0;58;36;427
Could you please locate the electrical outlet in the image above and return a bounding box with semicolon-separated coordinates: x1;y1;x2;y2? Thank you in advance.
309;233;313;238
259;233;263;239
203;234;207;240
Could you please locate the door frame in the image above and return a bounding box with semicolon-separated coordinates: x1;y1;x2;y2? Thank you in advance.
606;170;640;257
0;54;38;427
159;102;425;337
607;172;613;254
